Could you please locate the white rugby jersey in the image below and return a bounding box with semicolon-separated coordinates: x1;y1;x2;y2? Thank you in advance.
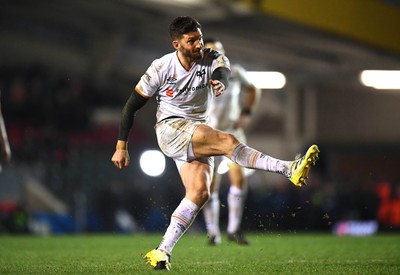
136;49;230;123
208;64;252;131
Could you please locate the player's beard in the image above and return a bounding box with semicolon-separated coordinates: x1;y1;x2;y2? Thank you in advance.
192;49;203;60
182;47;203;61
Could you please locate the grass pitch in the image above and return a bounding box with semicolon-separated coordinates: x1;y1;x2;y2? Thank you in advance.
0;232;399;274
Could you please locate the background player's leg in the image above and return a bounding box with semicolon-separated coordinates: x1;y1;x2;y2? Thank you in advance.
203;163;222;245
226;164;249;244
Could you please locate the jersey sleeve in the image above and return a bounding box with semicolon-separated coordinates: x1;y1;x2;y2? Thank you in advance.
135;59;162;98
210;51;231;74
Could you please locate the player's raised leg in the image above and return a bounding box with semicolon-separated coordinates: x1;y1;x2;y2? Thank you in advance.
192;124;319;186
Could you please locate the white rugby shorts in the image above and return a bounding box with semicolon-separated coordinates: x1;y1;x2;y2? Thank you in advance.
155;117;214;172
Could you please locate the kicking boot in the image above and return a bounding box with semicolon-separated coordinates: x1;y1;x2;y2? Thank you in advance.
288;144;319;187
144;248;171;270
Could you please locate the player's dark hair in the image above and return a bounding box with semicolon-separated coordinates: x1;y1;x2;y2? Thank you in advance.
168;16;202;40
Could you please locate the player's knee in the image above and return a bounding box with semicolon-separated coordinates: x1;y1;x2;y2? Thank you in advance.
194;188;210;206
198;188;210;205
218;133;242;160
220;132;239;148
186;184;209;207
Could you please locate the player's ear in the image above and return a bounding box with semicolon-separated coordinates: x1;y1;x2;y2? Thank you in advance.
172;40;179;50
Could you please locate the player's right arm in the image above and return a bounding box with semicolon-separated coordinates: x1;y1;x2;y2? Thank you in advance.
112;88;149;169
112;58;161;169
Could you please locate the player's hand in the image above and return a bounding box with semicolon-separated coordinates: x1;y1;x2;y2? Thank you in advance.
209;80;225;97
111;149;130;169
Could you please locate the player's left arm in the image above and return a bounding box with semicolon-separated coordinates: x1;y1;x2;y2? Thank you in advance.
210;53;231;97
210;67;231;97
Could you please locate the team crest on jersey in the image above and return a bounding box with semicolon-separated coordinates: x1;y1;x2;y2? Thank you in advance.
196;69;206;78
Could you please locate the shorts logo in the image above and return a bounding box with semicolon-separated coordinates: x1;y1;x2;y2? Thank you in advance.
166;88;174;98
196;69;206;78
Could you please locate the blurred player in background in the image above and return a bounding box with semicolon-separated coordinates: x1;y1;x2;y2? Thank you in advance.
202;38;260;245
0;91;11;172
111;16;319;271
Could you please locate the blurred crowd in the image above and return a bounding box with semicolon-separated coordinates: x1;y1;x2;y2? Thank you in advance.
1;64;400;235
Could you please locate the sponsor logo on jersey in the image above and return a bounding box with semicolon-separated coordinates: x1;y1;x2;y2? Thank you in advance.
196;69;206;78
166;88;174;98
177;83;208;95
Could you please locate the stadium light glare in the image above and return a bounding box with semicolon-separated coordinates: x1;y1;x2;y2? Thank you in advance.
247;71;286;89
140;150;166;177
359;70;400;90
217;158;230;175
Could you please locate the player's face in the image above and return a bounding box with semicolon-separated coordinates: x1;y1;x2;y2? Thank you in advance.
175;28;204;60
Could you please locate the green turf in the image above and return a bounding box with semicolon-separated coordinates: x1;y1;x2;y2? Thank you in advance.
0;232;399;274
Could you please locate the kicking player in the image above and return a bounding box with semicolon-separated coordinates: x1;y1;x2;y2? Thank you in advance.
111;16;319;271
202;38;260;245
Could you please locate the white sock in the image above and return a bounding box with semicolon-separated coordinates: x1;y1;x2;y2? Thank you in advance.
158;198;199;255
203;192;220;237
227;185;246;234
231;143;291;176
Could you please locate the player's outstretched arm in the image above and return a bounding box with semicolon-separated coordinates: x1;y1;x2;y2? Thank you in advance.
111;89;148;169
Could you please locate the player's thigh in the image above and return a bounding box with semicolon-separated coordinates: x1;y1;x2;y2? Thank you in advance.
192;124;239;158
